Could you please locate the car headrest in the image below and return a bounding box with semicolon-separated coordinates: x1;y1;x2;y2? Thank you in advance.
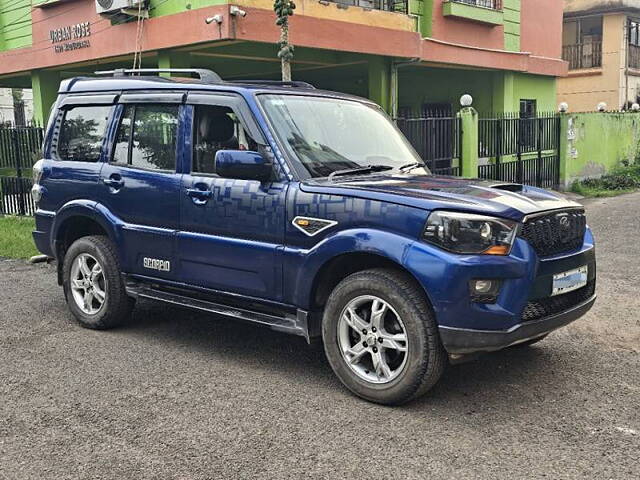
199;112;235;143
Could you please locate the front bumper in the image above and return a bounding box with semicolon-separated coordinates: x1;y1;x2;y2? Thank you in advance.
404;226;596;354
439;292;596;354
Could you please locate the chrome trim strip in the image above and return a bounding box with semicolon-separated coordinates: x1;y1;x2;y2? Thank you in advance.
521;206;585;223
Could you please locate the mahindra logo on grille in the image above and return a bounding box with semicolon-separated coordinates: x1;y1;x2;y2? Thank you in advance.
558;215;570;228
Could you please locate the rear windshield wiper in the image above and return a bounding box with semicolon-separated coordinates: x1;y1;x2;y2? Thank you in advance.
328;164;393;181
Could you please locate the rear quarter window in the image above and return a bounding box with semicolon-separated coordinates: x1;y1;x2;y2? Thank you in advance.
54;105;113;162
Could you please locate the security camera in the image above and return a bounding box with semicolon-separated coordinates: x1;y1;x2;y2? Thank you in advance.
230;5;247;17
205;15;223;24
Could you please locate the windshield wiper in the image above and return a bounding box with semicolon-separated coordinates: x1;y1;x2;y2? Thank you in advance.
328;164;393;181
398;162;424;173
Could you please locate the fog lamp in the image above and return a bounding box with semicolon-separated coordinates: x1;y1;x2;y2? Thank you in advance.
469;279;501;303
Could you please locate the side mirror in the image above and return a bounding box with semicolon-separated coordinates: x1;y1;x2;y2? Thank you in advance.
214;150;272;182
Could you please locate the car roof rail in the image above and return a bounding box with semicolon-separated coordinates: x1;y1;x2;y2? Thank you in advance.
230;80;316;89
94;68;223;84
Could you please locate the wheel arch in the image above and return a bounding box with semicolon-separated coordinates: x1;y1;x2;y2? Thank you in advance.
51;201;123;284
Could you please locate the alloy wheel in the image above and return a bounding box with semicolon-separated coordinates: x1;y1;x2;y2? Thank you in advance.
70;253;107;315
337;295;409;384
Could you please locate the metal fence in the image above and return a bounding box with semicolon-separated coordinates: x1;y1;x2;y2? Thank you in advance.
0;125;44;216
479;112;560;159
629;44;640;70
0;126;44;170
478;113;561;188
562;42;602;70
450;0;502;9
0;176;35;216
396;116;460;173
478;154;560;189
330;0;408;13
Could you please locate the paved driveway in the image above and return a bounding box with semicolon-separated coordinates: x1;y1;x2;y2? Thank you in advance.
1;192;639;479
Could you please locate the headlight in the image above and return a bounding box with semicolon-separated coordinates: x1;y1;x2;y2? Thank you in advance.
423;211;518;255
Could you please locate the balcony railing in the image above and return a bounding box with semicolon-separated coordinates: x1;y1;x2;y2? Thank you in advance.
328;0;408;14
562;42;602;70
629;44;640;69
449;0;502;10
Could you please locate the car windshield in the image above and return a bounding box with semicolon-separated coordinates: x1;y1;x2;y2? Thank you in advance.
259;94;429;178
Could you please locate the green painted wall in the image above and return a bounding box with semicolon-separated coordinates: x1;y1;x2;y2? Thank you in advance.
151;0;227;17
502;0;520;52
560;113;640;185
0;0;32;50
398;68;555;115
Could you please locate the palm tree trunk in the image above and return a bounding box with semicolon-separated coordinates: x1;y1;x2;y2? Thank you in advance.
280;23;292;82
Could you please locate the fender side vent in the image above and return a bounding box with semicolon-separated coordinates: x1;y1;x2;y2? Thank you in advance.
292;216;338;236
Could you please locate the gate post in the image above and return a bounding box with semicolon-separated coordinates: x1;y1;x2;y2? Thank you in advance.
458;106;479;177
11;128;25;216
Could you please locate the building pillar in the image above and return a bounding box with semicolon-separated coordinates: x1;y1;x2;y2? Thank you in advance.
368;56;392;114
458;106;479;177
492;71;515;113
158;50;191;77
31;70;60;126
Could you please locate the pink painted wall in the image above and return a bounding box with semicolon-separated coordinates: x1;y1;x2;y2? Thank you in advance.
429;0;505;50
520;0;563;59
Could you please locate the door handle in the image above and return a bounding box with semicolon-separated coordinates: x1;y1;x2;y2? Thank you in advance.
186;188;212;205
103;176;124;190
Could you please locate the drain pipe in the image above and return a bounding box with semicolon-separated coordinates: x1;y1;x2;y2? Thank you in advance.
391;57;420;119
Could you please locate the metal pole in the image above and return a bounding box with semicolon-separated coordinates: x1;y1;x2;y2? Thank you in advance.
12;128;25;216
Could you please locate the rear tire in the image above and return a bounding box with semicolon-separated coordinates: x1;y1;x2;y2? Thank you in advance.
62;235;134;329
322;268;446;405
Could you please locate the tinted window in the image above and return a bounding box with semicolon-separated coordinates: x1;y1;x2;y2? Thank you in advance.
192;105;258;175
56;106;112;162
112;104;179;171
112;106;133;165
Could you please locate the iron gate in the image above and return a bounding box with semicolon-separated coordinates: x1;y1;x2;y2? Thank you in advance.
478;113;560;188
396;116;461;176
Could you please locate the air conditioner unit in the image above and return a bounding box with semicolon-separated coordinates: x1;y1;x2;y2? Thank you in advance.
96;0;147;16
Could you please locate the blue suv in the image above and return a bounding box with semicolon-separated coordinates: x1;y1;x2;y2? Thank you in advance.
31;69;596;405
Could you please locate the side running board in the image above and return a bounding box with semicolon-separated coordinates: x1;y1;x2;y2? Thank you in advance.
126;283;314;342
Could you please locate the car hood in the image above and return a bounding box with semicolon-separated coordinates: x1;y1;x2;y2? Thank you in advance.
300;174;582;220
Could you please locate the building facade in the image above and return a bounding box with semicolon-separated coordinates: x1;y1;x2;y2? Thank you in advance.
559;0;640;112
0;0;565;124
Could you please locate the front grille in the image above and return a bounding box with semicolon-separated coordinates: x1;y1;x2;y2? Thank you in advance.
521;280;595;322
520;209;586;257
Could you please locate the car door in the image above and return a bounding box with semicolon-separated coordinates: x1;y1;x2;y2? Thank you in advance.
176;93;287;301
98;95;183;279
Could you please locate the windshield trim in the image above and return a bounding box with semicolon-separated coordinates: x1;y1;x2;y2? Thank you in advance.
255;92;428;181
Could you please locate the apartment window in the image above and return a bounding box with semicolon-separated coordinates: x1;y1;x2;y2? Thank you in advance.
562;17;603;69
629;19;640;69
630;19;640;46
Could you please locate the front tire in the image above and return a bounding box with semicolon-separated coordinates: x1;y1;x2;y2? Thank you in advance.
62;235;134;329
322;268;446;405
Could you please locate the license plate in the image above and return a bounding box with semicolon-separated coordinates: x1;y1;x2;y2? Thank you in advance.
552;265;588;296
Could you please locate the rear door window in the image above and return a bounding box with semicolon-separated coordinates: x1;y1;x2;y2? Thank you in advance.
55;105;112;162
112;104;179;171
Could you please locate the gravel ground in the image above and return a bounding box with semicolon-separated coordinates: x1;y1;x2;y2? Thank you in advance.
1;192;639;480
